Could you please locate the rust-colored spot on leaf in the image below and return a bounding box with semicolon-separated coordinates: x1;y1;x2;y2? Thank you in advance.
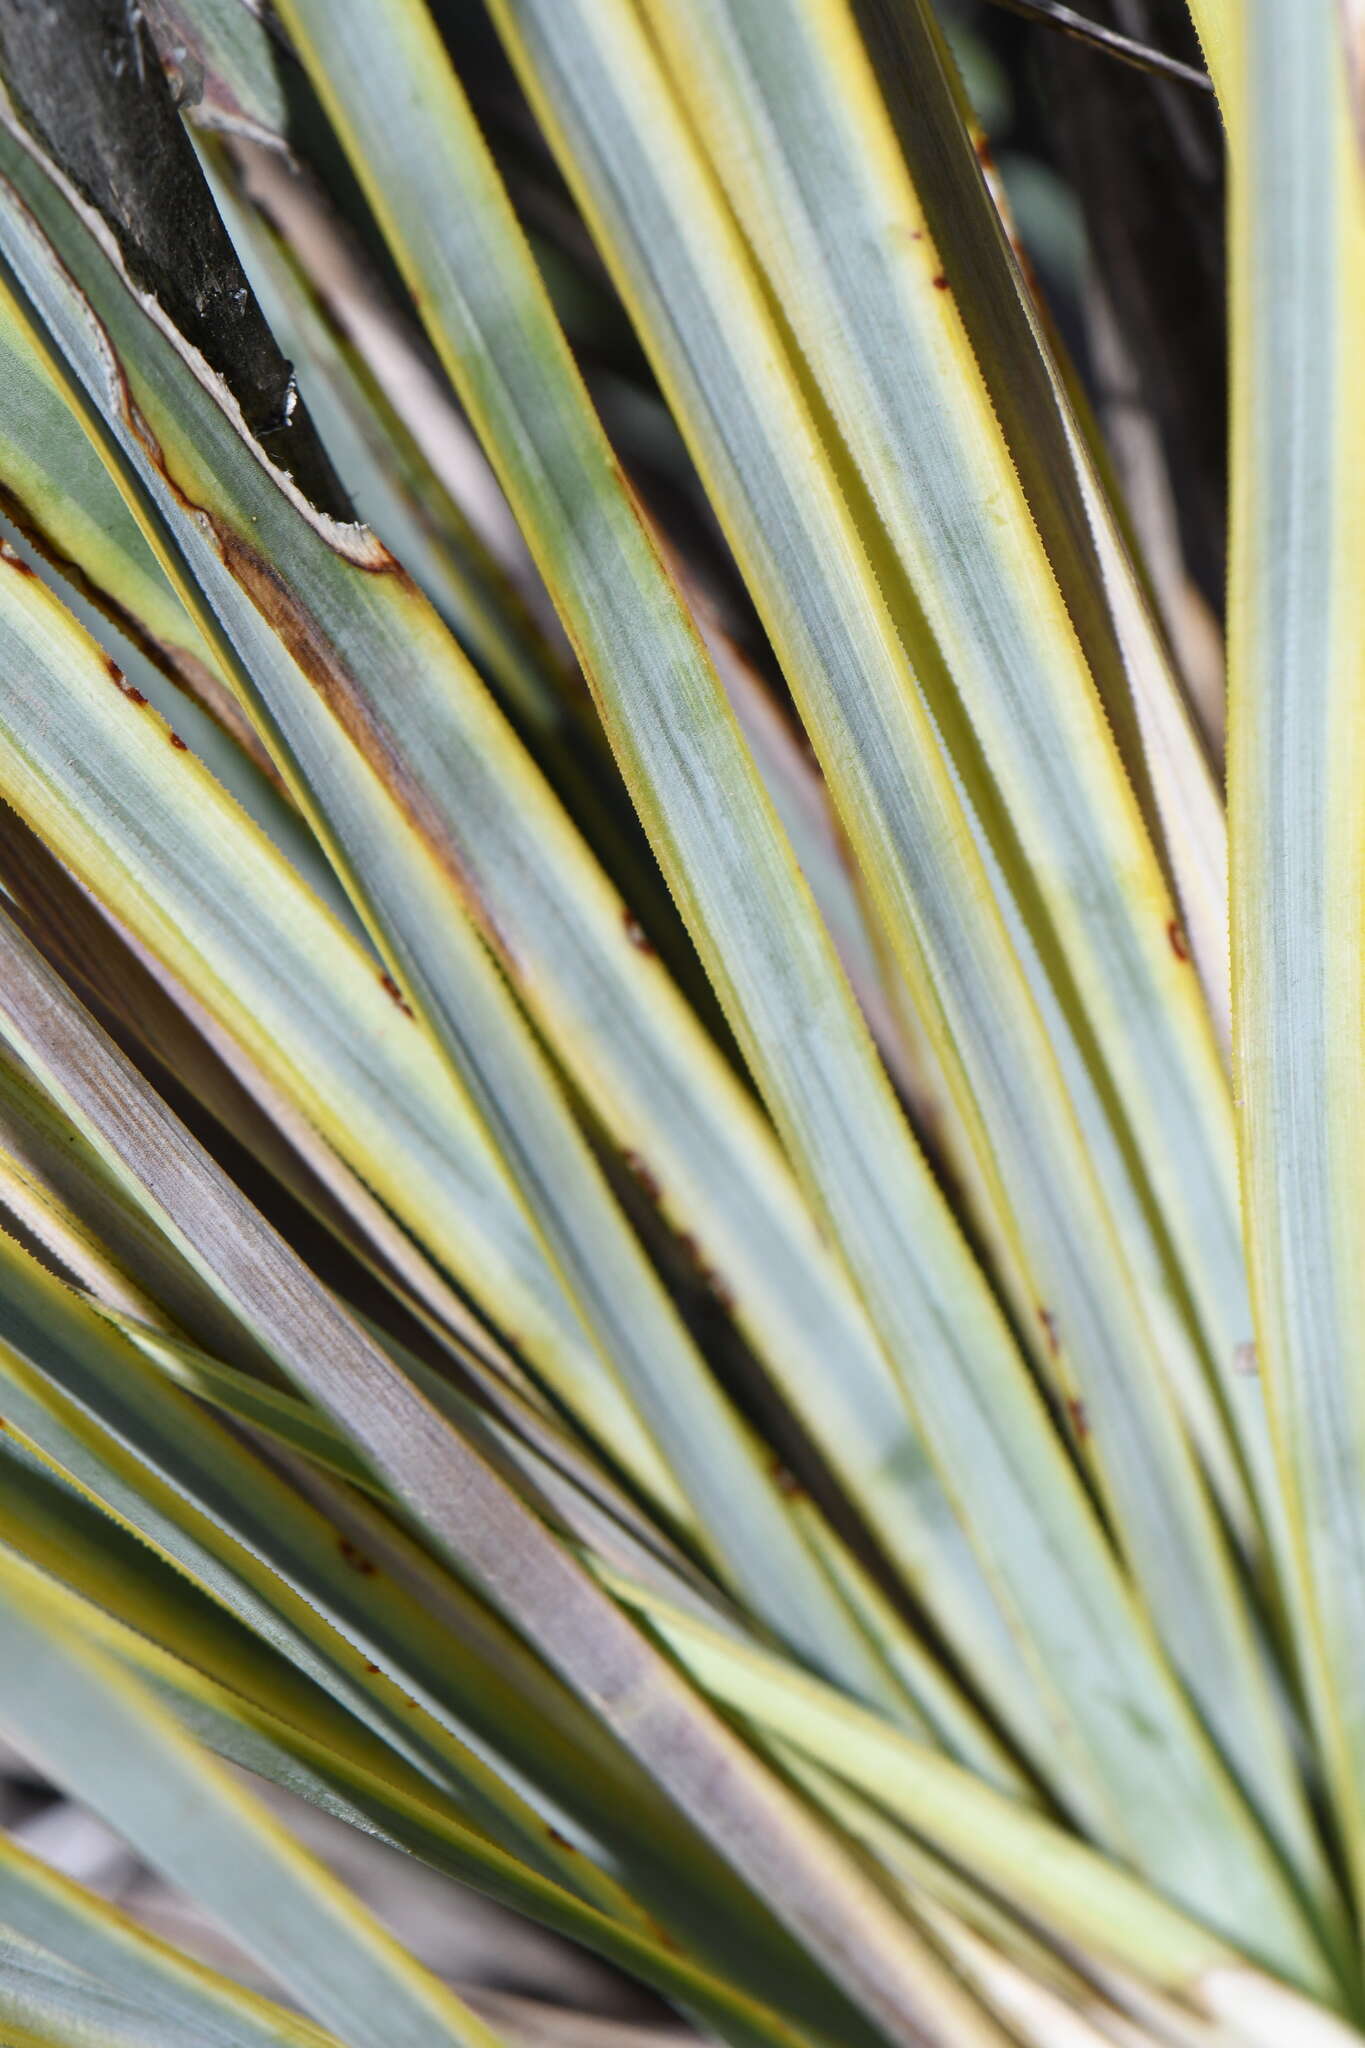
338;1537;377;1576
1166;919;1190;962
103;655;148;705
622;909;655;955
974;136;995;171
547;1827;578;1854
1066;1396;1090;1440
1038;1307;1060;1355
2;550;35;577
768;1455;806;1501
932;273;950;291
622;1149;662;1205
364;1660;381;1674
379;971;414;1018
168;729;188;750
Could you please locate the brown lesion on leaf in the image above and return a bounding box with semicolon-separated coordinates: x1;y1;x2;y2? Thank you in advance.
0;539;35;577
932;273;951;291
168;729;188;750
1166;919;1191;961
363;1660;382;1674
1038;1306;1060;1355
677;1230;736;1314
338;1537;377;1576
621;1149;662;1205
103;655;148;706
768;1454;807;1502
1065;1396;1090;1440
641;1913;683;1955
379;971;414;1018
622;909;655;955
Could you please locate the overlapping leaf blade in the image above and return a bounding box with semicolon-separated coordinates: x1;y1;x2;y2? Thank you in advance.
470;0;1316;1902
255;0;1339;1975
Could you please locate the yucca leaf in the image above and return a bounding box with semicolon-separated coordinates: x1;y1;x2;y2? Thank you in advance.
0;908;1007;2047
0;82;929;1701
0;64;1055;1769
1205;0;1365;1913
630;0;1251;1470
0;1470;814;2048
0;1275;889;2041
55;1305;1027;1811
0;4;1356;2041
0;1248;639;1918
0;1225;845;2032
0;90;1040;1742
256;0;1340;1969
0;1555;516;2048
610;1579;1364;2041
0;1929;206;2048
0;1038;285;1375
205;131;923;1099
0;1839;336;2048
472;0;1324;1906
0;527;685;1522
846;0;1229;1011
171;17;959;1129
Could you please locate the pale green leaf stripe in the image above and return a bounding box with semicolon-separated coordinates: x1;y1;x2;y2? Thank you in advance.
643;0;1253;1471
0;1560;510;2048
270;0;1334;1963
1219;0;1365;1904
0;1843;335;2048
0;1482;812;2048
0;1927;205;2048
0;933;978;2048
0;124;908;1703
476;0;1321;1906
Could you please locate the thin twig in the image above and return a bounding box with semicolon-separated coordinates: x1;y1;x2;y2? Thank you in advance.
982;0;1215;92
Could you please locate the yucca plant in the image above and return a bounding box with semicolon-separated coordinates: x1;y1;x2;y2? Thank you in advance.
0;0;1358;2041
